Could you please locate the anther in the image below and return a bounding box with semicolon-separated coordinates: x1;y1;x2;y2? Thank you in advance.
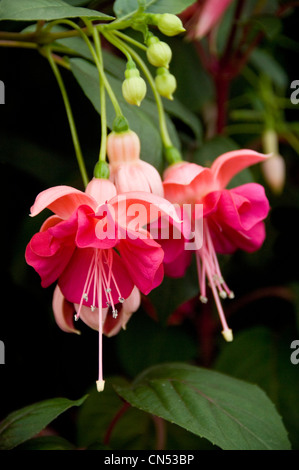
118;297;125;303
91;305;96;312
112;309;118;319
199;295;208;304
219;290;227;299
106;288;111;293
228;291;235;299
83;293;88;301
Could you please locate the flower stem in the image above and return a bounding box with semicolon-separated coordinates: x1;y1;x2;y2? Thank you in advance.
105;31;173;149
45;47;89;187
91;27;108;163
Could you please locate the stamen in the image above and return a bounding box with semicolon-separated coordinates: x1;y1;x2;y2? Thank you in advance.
195;220;233;341
118;297;125;303
76;250;97;321
112;309;118;319
97;250;105;392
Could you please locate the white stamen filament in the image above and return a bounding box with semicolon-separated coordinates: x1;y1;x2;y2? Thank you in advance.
75;247;125;391
196;220;234;342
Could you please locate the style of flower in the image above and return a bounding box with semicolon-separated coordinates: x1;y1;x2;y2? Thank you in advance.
107;128;164;196
180;0;234;39
25;177;179;390
161;150;271;340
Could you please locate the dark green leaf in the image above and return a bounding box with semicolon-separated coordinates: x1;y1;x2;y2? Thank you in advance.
77;379;156;449
0;395;88;450
0;0;113;21
114;362;291;450
114;0;195;17
214;326;299;449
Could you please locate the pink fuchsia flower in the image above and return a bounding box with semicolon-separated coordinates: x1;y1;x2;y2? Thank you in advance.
107;128;164;196
162;149;270;341
25;178;179;391
180;0;234;39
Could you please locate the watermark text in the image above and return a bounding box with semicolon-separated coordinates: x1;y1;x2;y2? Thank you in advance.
0;340;4;364
0;80;4;104
290;340;299;365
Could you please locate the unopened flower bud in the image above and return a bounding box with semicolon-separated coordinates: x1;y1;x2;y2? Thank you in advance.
146;36;172;68
156;13;185;36
155;67;177;100
122;62;147;106
262;129;285;194
107;128;140;168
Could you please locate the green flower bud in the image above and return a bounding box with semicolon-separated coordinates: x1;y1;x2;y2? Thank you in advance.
94;160;110;179
122;62;147;106
156;13;185;36
155;67;177;100
146;36;172;68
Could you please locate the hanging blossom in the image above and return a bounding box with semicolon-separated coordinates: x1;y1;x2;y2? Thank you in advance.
25;177;180;391
180;0;234;39
107;127;164;197
160;149;270;341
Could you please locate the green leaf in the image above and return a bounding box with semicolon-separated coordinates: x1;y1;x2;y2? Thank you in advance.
214;326;299;450
114;0;195;17
0;395;88;450
114;362;291;450
77;379;156;450
0;0;113;21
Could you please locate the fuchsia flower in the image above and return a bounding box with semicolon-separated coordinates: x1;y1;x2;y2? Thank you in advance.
25;177;179;391
162;149;270;340
181;0;234;39
107;129;164;196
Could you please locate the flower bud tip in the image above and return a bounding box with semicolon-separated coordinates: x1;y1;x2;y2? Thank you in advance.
96;379;105;392
222;328;233;342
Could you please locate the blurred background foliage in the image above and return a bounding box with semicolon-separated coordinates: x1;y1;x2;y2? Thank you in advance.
1;0;299;450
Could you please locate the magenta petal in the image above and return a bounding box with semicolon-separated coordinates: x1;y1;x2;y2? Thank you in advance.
25;231;75;288
75;205;118;250
118;236;165;295
209;218;266;254
231;184;270;230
